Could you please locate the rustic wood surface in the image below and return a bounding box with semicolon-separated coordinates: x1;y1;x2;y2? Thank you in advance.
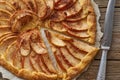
78;0;120;80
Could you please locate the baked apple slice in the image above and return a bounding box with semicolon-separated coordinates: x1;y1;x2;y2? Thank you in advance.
0;9;12;19
41;54;57;73
9;10;38;32
62;19;89;31
30;32;47;54
22;0;37;13
63;0;82;18
36;0;47;19
6;0;28;10
66;8;88;22
54;49;70;71
49;11;66;22
51;35;66;47
60;47;80;66
65;42;87;60
20;39;31;57
50;21;67;32
54;0;71;10
0;35;16;46
67;30;89;38
29;52;42;71
0;1;15;13
43;0;54;19
0;32;15;45
0;19;9;27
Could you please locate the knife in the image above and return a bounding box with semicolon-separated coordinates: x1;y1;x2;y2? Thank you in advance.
96;0;116;80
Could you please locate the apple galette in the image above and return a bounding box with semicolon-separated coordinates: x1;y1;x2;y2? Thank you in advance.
0;0;99;80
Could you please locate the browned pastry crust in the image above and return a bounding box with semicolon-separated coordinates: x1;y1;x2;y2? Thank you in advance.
0;0;99;80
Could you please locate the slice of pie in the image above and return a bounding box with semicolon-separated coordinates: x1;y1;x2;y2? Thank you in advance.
0;0;99;80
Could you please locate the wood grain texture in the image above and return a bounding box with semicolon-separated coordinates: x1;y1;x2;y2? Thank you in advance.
78;61;120;80
78;0;120;80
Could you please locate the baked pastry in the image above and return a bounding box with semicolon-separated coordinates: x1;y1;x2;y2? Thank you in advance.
0;0;99;80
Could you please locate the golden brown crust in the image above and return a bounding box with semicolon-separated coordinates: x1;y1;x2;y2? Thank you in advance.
0;56;57;80
86;0;97;44
64;48;99;80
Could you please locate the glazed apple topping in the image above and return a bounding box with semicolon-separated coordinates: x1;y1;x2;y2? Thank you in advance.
22;0;37;13
55;0;71;10
45;30;92;72
7;0;28;10
43;0;54;19
0;1;15;14
36;0;47;18
9;10;39;32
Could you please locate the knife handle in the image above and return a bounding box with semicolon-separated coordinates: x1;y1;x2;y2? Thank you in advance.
96;49;108;80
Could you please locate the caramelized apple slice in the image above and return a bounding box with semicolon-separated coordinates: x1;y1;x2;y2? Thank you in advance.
41;54;56;73
29;52;42;71
49;11;66;22
55;0;71;10
0;32;13;39
0;36;17;46
62;19;89;31
63;0;82;17
20;39;30;57
0;9;12;19
67;30;89;38
30;32;47;54
10;10;38;32
6;0;28;10
43;0;54;19
60;47;80;66
36;0;47;18
65;0;77;9
51;35;66;47
31;42;47;54
72;39;96;52
53;32;72;41
66;42;86;60
23;56;33;71
50;22;67;32
22;0;37;12
37;55;51;74
13;51;23;69
66;8;88;22
0;32;15;44
54;49;70;71
0;1;15;13
0;19;9;26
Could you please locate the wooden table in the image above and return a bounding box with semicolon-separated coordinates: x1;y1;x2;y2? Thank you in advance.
78;0;120;80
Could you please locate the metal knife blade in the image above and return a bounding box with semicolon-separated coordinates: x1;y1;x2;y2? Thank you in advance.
97;0;116;80
101;0;116;48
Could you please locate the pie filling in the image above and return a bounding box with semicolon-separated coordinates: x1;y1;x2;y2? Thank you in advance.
0;0;99;80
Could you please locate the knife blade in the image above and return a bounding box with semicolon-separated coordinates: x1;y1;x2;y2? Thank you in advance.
101;0;116;47
97;0;116;80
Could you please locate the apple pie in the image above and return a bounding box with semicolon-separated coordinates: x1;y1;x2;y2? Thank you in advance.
0;0;99;80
